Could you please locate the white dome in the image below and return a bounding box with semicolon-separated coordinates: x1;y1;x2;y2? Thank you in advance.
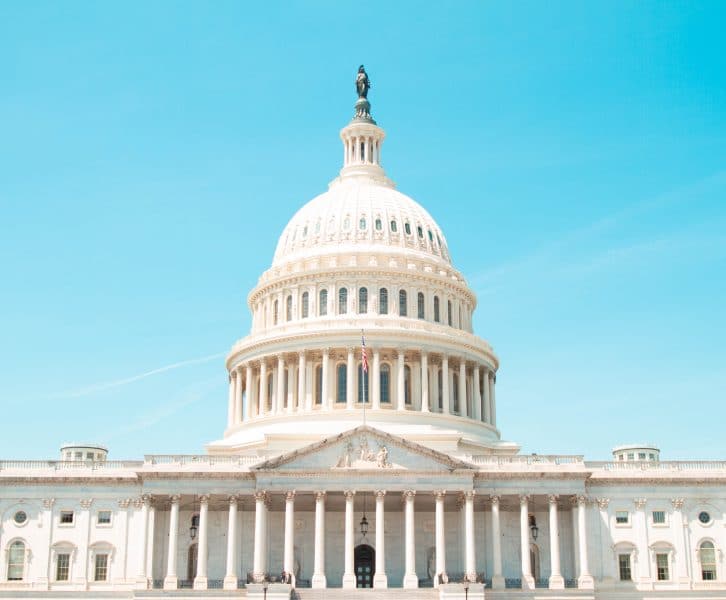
272;179;452;267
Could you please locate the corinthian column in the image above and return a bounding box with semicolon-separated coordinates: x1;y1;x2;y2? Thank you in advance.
284;492;295;585
135;495;152;589
342;491;356;588
297;352;306;412
548;495;564;589
403;491;418;588
312;492;327;588
223;496;239;589
163;495;180;589
235;367;243;423
373;491;387;588
246;364;254;419
396;350;406;410
490;495;504;589
252;492;267;581
420;352;429;412
472;366;481;421
576;495;594;589
346;348;355;409
321;349;330;410
459;361;467;417
276;355;285;414
434;491;446;587
259;361;268;415
441;356;450;414
193;495;209;589
464;491;476;581
520;494;535;590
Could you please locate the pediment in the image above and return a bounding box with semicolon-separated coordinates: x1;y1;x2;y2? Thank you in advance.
253;426;472;473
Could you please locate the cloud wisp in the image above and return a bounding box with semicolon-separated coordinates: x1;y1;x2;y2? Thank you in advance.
51;351;226;399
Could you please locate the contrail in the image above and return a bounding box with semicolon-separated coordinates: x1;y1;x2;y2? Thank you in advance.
51;352;226;399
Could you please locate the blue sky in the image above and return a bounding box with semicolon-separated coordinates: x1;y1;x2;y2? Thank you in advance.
1;1;724;460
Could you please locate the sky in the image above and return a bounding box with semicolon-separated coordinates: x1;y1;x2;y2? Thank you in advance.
1;1;724;460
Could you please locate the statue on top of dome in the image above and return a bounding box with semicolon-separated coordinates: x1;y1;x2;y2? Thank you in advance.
356;65;371;99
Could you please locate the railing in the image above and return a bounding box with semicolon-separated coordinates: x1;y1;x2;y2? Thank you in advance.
468;455;584;467
0;460;143;471
144;455;263;467
534;578;549;588
505;578;522;589
564;579;578;588
587;461;726;472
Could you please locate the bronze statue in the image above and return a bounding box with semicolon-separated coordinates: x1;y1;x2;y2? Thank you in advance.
356;65;371;99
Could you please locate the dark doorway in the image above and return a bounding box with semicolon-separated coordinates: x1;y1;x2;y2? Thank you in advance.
354;544;375;588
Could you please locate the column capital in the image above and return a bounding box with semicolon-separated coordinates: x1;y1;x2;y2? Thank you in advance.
577;494;589;506
547;494;559;505
253;490;267;502
344;490;356;499
141;493;153;507
670;497;685;510
169;494;181;504
569;495;579;507
118;498;131;509
489;494;500;505
403;490;416;499
634;497;647;509
433;490;446;500
80;498;93;510
286;491;296;501
463;490;476;500
199;494;210;505
375;490;386;499
596;498;610;509
322;347;330;357
314;491;326;501
230;369;238;379
519;494;531;505
227;495;239;506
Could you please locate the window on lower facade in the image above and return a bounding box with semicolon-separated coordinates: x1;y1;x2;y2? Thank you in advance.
97;510;112;525
7;541;25;580
94;553;109;581
60;510;74;524
447;300;452;326
615;511;629;524
656;553;669;581
56;553;70;581
452;373;459;412
380;365;390;403
700;542;716;580
379;288;388;314
618;554;631;581
652;510;666;524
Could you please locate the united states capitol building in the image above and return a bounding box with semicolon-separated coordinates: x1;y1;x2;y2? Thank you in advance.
1;69;724;600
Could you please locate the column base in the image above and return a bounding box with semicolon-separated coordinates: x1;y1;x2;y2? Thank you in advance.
522;575;535;590
491;575;505;590
134;577;151;590
548;574;565;589
578;574;595;590
163;576;178;590
403;573;419;588
193;576;208;590
373;573;388;588
311;574;327;589
223;575;239;590
342;573;357;589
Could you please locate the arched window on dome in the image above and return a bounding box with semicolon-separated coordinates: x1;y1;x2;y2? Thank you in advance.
314;366;323;405
286;295;292;321
390;220;398;233
437;369;443;411
336;364;347;404
358;363;369;403
273;300;279;325
359;217;367;230
428;229;434;242
404;222;412;236
375;218;382;231
452;372;459;413
7;540;25;581
379;288;388;315
380;364;391;404
339;288;348;315
302;225;308;238
404;365;412;406
417;292;425;319
301;292;309;318
358;287;368;314
447;300;453;327
315;220;321;234
399;290;408;317
319;289;328;316
434;296;440;323
343;216;351;230
417;225;423;239
700;541;717;580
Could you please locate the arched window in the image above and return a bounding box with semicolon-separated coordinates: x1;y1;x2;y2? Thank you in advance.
380;365;391;404
404;365;412;406
437;369;443;410
301;292;309;318
339;287;348;315
358;364;369;403
336;364;347;404
359;217;367;230
404;222;412;235
284;369;289;408
319;289;328;316
315;366;323;405
379;288;388;314
390;220;398;233
273;299;279;325
286;294;292;321
417;225;423;238
447;300;452;326
267;374;273;410
375;218;382;231
700;541;717;580
417;292;425;319
358;287;368;314
399;290;407;317
434;296;440;322
7;540;25;581
452;373;459;413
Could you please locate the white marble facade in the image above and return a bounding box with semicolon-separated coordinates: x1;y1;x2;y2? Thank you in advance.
1;74;724;599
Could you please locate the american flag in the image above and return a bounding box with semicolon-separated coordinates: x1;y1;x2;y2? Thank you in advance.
361;332;368;373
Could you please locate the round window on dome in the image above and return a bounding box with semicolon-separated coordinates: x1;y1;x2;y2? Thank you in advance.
14;511;27;525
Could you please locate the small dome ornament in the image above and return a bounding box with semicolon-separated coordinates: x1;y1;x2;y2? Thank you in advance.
354;65;375;123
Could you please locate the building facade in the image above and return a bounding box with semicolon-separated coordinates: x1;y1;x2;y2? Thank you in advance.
1;72;724;600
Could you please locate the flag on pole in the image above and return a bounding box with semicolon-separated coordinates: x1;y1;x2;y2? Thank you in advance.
361;331;368;373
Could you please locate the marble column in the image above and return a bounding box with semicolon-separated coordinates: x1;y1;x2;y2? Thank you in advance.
671;498;690;583
194;495;209;589
441;356;450;414
284;492;295;584
135;495;151;588
343;491;356;588
520;494;535;590
490;496;504;589
473;366;481;421
259;361;268;415
577;495;594;589
374;491;387;588
420;352;429;412
403;491;418;588
321;349;330;409
252;492;267;582
434;491;446;587
482;369;491;424
464;491;476;581
459;361;467;416
224;496;239;589
490;373;497;427
244;365;252;421
227;372;236;428
312;492;327;588
298;352;306;412
548;495;564;589
276;355;285;414
235;367;243;423
397;350;406;410
346;348;355;409
372;349;381;409
286;365;295;414
163;495;180;589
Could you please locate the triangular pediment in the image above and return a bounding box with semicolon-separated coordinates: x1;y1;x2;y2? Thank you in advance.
253;426;473;472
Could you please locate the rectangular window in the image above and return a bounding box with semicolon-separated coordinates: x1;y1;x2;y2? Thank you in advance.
638;452;646;459
618;554;631;581
56;553;70;581
656;553;669;581
60;510;74;524
652;510;666;525
97;510;112;525
627;453;634;460
94;554;109;581
615;510;629;524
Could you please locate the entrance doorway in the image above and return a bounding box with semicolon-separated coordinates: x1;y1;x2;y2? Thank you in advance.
354;544;375;588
